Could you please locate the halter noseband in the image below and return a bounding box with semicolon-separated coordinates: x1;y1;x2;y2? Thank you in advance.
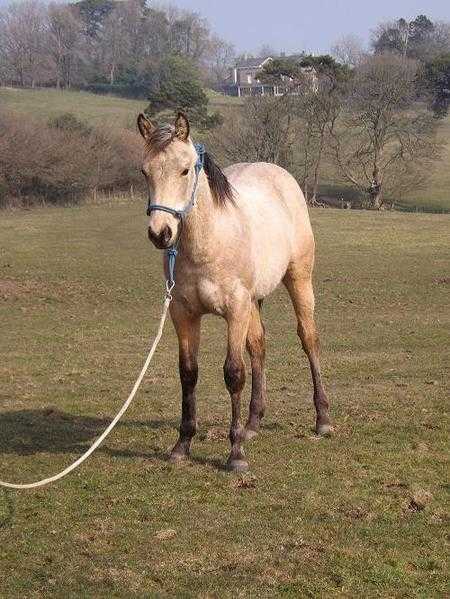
146;143;205;290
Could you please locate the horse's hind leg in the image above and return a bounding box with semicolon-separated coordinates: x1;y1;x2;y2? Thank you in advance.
283;271;332;435
169;301;201;462
244;300;266;440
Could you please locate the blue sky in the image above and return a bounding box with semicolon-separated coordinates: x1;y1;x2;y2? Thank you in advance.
168;0;450;54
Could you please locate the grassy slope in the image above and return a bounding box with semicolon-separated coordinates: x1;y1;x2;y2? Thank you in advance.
0;87;241;128
0;87;147;129
0;202;448;597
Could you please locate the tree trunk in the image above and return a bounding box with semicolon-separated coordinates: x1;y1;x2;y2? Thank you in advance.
371;190;383;210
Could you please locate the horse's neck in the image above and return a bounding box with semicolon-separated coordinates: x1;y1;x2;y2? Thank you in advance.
180;173;215;260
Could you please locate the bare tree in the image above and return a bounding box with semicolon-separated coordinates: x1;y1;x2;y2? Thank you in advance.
47;3;82;89
206;36;235;86
331;34;366;68
329;54;441;209
206;95;299;169
0;0;49;87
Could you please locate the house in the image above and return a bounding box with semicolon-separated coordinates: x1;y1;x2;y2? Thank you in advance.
222;55;318;97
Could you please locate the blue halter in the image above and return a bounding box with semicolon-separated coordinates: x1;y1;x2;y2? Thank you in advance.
146;143;205;290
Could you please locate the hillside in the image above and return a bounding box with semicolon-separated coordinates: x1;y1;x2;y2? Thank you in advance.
0;87;448;211
0;87;146;128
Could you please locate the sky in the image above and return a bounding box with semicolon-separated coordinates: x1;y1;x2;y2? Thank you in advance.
167;0;450;54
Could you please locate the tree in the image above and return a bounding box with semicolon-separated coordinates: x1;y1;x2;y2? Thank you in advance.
47;3;82;89
146;54;220;128
331;34;366;68
73;0;114;38
206;36;235;86
258;54;349;204
424;53;450;117
165;6;211;62
0;0;50;87
372;15;450;62
329;55;441;209
206;95;299;169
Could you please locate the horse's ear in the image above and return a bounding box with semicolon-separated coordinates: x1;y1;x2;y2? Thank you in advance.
137;113;155;142
174;112;190;142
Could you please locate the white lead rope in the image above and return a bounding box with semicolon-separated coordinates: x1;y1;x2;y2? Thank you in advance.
0;294;172;490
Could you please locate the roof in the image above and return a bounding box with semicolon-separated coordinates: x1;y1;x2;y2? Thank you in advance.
236;56;272;69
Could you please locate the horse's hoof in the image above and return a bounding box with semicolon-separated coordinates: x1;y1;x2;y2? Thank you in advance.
242;428;258;441
168;452;189;464
316;423;333;437
226;459;249;473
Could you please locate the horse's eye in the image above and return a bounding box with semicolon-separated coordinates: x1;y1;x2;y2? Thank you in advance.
141;169;147;177
181;169;189;176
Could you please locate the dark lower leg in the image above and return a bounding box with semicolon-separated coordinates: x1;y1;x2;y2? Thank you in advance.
224;352;247;469
169;308;200;461
170;356;198;460
245;304;266;436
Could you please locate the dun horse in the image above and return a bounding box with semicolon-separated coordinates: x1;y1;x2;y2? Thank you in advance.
138;112;331;472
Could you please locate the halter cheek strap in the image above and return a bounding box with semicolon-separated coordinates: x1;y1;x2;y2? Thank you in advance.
146;143;205;290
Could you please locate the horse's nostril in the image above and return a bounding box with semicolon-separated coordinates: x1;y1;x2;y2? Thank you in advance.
148;225;172;248
161;225;172;245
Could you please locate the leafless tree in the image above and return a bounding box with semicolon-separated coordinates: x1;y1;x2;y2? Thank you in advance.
206;36;235;86
331;34;366;68
206;95;299;170
47;3;82;89
329;54;441;209
0;0;49;87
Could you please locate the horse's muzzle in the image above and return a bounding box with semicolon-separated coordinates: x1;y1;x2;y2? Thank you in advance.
148;225;173;249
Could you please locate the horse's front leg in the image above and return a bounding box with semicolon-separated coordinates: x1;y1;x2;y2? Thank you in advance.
169;301;201;463
244;300;266;440
223;292;251;472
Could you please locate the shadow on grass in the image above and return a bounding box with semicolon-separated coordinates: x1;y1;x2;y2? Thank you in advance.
0;409;229;471
0;408;173;456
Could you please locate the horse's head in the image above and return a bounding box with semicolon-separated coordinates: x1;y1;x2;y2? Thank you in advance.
137;112;199;249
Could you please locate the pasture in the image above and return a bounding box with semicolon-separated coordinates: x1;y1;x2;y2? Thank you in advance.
0;201;448;597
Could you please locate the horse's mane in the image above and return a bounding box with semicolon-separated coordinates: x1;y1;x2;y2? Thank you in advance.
203;151;234;207
144;124;234;207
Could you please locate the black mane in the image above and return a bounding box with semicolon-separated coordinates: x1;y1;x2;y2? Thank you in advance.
203;151;234;207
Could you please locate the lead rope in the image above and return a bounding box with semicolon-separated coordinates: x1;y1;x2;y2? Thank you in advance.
0;286;174;490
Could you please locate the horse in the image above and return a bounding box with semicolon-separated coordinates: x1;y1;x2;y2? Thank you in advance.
137;111;331;472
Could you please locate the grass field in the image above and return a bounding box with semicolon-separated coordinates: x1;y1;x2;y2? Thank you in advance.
0;87;240;128
0;201;448;597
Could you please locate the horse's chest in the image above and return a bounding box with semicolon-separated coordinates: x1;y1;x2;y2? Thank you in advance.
175;276;227;316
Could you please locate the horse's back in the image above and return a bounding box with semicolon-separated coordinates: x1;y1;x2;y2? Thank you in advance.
225;162;313;248
223;162;314;297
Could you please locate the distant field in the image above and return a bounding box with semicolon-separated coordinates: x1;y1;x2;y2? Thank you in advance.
0;87;242;128
0;202;448;597
0;86;448;211
402;114;450;212
0;87;146;128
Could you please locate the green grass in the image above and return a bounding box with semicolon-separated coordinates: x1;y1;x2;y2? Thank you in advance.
0;87;147;128
0;87;241;129
0;202;448;597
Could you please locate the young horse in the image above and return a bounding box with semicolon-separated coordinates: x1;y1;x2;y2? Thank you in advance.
138;112;331;472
